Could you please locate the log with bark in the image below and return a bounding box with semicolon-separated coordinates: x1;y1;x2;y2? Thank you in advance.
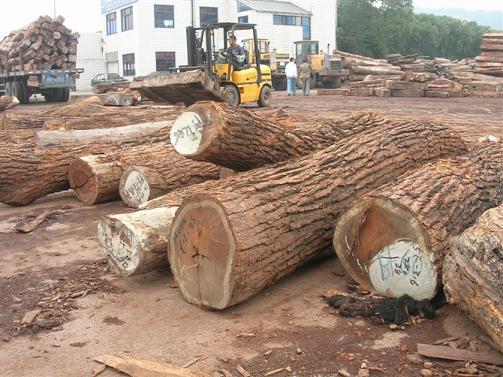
97;207;178;276
333;140;503;301
170;103;388;171
443;205;503;353
69;142;220;205
0;121;171;205
119;166;170;208
165;118;466;309
0;96;19;112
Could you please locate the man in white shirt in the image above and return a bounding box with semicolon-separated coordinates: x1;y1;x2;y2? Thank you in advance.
285;57;297;96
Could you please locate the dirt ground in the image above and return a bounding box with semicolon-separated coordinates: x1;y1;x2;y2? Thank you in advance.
1;92;502;377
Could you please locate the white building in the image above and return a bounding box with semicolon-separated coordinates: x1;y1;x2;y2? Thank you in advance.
101;0;337;77
75;32;107;91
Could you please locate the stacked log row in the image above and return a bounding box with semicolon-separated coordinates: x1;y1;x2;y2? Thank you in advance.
165;119;466;309
69;143;220;205
0;121;171;205
443;205;503;353
336;50;402;81
0;15;79;72
475;33;503;77
333;140;503;300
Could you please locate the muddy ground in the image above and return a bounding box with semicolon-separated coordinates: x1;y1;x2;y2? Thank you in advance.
1;92;502;377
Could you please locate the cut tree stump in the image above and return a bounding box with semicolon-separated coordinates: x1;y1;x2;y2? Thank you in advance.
167;119;466;309
443;205;503;353
0;121;171;206
0;96;19;111
170;104;388;171
333;140;503;300
69;142;220;205
97;207;177;276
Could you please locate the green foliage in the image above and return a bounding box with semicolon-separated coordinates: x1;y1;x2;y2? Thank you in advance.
337;0;491;59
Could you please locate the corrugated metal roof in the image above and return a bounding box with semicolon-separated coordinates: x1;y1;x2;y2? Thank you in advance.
238;0;311;16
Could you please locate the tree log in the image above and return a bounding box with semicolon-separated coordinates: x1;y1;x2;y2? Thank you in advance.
170;103;387;171
0;96;19;112
443;205;503;353
166;119;467;309
333;140;503;300
0;121;171;205
69;143;220;205
97;207;178;276
119;166;170;208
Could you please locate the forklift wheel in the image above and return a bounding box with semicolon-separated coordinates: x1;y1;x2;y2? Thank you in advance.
258;85;271;107
222;85;240;107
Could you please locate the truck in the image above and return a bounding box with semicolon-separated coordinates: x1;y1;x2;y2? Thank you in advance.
0;67;83;103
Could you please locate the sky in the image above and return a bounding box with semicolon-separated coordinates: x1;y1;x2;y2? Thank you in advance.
0;0;502;38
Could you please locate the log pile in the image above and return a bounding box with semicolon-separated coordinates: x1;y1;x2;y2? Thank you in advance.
0;15;78;72
336;50;402;82
475;33;503;77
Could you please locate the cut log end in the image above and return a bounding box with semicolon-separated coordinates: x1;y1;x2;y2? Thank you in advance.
170;111;204;156
334;198;438;300
119;166;168;208
168;198;235;309
68;158;99;205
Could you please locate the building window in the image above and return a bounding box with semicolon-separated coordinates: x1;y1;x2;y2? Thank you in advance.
238;15;248;23
237;1;252;12
106;12;117;35
156;52;176;72
302;17;311;40
122;53;135;76
121;6;134;31
273;15;301;26
154;4;174;28
200;7;218;25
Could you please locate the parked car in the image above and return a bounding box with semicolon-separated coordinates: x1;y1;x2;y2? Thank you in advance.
91;73;128;86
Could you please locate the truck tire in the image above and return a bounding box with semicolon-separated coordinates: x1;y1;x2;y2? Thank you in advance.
296;78;316;90
323;79;340;89
58;87;70;102
10;81;24;102
222;85;240;107
19;80;31;104
272;76;287;91
43;88;60;103
258;85;272;107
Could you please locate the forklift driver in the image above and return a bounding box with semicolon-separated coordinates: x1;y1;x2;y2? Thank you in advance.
225;34;247;70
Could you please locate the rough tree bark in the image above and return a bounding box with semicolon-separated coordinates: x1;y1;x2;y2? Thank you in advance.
443;205;503;353
69;142;220;205
170;103;387;171
333;140;503;300
166;119;467;309
97;207;178;276
0;96;19;112
0;121;171;206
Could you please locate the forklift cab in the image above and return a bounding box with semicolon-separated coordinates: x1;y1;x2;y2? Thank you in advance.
294;40;320;65
186;23;272;106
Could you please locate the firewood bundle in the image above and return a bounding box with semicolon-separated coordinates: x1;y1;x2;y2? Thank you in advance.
0;15;79;72
475;33;503;77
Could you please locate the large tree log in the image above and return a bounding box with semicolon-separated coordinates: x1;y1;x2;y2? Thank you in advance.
119;166;170;208
443;205;503;353
0;121;171;205
170;103;385;171
97;207;178;276
69;143;220;205
0;96;19;112
166;119;467;309
333;140;503;300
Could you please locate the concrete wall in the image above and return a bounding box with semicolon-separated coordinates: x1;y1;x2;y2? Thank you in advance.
76;32;107;91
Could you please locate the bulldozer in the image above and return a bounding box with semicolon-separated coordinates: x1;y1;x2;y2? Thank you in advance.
294;40;348;89
183;22;272;106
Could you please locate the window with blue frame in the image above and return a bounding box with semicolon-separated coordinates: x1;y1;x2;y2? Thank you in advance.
273;15;301;26
121;6;134;31
154;4;174;28
106;12;117;35
200;7;218;25
302;16;311;40
238;15;248;23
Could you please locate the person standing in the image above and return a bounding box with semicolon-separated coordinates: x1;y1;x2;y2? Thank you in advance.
285;57;297;96
299;58;312;96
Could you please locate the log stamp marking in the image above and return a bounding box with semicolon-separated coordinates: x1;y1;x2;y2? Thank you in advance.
124;170;150;206
170;112;203;155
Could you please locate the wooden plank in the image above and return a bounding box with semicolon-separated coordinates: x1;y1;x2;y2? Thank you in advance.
417;344;503;366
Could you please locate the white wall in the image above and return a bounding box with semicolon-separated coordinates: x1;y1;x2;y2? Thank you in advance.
76;32;107;91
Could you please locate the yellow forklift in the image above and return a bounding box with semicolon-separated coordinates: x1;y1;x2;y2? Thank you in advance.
185;22;272;106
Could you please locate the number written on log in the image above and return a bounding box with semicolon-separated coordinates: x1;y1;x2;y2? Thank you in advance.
368;239;437;300
170;112;204;155
124;171;150;204
98;224;139;273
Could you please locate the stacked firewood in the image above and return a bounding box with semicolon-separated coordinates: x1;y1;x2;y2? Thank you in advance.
0;15;78;72
475;32;503;77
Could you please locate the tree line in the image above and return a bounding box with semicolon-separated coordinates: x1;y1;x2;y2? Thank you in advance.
337;0;492;60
